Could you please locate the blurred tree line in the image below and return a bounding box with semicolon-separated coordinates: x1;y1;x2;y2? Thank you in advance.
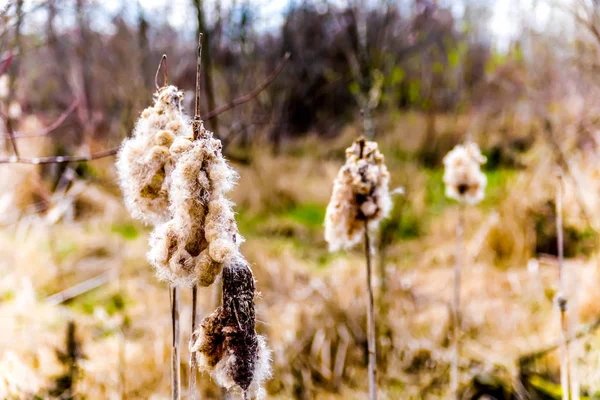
0;0;501;153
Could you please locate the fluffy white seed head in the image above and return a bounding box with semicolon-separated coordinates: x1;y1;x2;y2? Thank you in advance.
324;138;391;251
147;123;243;287
116;85;190;225
443;142;487;205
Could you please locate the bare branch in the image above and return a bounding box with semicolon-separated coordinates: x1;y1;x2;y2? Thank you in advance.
1;98;79;140
155;54;168;90
195;33;203;120
204;52;291;120
0;146;119;165
0;51;289;165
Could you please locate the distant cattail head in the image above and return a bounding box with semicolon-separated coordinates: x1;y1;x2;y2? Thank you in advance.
8;101;21;120
324;138;391;251
191;256;272;399
116;85;189;226
147;123;243;287
443;142;487;205
0;75;8;100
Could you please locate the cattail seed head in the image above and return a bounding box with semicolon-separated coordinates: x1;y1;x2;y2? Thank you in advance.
191;256;272;399
147;124;242;287
116;85;190;225
443;142;487;205
324;138;391;251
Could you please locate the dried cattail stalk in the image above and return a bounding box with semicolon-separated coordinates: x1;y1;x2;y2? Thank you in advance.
443;141;486;398
147;122;243;288
116;85;189;225
116;81;187;400
324;137;391;400
324;137;391;252
191;255;272;399
443;142;487;205
556;174;574;400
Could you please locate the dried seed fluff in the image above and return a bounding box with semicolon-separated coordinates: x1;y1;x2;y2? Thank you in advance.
443;142;487;205
324;138;392;252
148;123;243;287
116;85;188;225
191;256;271;399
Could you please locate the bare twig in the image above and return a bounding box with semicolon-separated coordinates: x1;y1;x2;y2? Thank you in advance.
171;286;181;400
519;316;600;366
203;52;291;120
192;33;204;140
0;98;78;140
45;271;113;306
364;220;377;400
189;285;199;400
0;147;119;164
450;205;464;399
3;116;19;158
556;173;573;400
155;54;168;90
0;48;286;165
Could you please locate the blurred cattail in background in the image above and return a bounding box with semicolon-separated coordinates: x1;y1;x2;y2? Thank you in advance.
325;138;391;252
324;137;391;400
443;140;487;398
443;142;487;205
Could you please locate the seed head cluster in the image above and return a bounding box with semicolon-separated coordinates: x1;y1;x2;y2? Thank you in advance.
324;138;391;251
116;85;188;225
117;86;271;397
148;123;243;287
443;142;487;204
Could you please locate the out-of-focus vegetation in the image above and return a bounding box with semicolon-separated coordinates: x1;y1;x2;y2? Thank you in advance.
3;0;600;399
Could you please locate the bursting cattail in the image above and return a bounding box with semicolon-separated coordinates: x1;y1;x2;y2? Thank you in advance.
178;124;271;398
443;142;487;204
116;85;188;225
147;123;243;287
191;256;271;399
324;138;391;251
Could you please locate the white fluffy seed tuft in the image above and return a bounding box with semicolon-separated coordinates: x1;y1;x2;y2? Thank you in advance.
443;141;487;205
116;85;190;226
324;138;391;251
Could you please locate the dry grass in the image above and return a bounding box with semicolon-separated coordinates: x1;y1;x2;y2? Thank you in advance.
2;111;600;398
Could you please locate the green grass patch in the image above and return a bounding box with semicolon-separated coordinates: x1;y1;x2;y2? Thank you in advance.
111;223;140;241
285;203;325;228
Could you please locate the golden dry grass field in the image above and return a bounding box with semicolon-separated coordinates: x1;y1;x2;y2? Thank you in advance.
2;111;600;399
